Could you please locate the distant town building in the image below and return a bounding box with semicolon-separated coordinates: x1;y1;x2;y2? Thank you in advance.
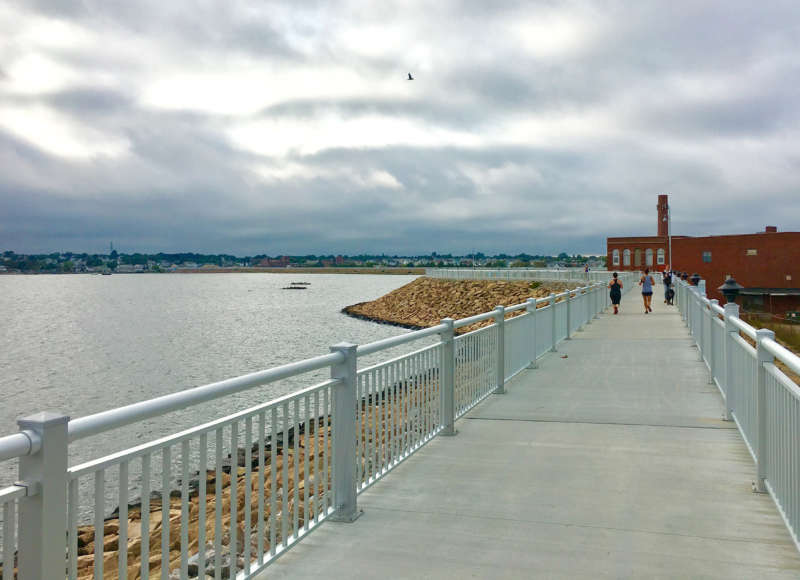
257;256;290;267
607;195;800;313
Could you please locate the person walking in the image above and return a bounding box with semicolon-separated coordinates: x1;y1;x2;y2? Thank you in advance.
608;272;623;314
639;268;655;313
662;267;672;304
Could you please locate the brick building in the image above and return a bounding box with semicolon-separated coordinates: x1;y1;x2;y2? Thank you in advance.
607;195;800;314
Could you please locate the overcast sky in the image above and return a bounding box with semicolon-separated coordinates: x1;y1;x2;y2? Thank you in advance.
1;1;799;256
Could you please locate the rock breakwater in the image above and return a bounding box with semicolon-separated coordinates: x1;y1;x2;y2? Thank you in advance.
343;277;578;333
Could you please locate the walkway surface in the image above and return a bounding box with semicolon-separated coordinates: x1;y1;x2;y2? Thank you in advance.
264;289;800;579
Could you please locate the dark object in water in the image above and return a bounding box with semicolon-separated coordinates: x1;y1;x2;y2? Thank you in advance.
282;286;307;290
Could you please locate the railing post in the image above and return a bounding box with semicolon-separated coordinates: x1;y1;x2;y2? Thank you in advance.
329;342;361;522
723;302;739;422
755;329;774;493
494;306;506;394
708;299;719;384
550;294;557;352
565;291;572;340
526;298;538;369
16;411;69;580
439;318;457;435
696;288;705;362
593;284;600;319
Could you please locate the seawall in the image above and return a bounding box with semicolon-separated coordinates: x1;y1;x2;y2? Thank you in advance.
343;277;579;334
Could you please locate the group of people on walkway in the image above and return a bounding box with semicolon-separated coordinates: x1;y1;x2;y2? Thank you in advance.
607;266;675;315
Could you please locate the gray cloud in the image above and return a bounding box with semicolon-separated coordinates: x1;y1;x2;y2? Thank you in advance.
1;1;800;256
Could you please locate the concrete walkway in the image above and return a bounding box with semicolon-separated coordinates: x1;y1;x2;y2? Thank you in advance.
264;289;800;578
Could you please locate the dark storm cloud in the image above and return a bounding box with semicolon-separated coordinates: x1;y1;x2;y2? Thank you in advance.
1;0;800;255
44;87;133;115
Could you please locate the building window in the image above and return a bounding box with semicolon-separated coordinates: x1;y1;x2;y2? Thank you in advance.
623;249;631;266
634;249;642;267
646;248;654;266
612;249;620;266
702;251;712;263
746;249;757;256
656;248;665;265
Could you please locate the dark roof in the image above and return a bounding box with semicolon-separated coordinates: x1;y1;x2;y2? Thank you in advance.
740;288;800;296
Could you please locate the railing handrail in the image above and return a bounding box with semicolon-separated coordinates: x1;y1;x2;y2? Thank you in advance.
0;431;40;463
67;350;345;442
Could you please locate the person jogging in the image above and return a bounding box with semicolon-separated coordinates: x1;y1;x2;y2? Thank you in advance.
608;272;623;314
639;268;655;313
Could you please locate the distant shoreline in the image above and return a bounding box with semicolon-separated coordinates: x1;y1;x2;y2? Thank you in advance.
0;267;425;275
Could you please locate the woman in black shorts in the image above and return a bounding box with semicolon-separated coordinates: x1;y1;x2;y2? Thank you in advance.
639;268;655;313
608;272;622;314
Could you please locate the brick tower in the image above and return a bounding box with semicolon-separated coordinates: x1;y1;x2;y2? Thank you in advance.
657;194;669;237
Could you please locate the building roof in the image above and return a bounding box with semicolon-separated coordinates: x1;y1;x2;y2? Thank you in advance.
740;288;800;296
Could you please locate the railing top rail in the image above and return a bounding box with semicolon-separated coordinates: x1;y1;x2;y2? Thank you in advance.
0;430;40;462
68;377;341;478
763;338;800;378
357;323;446;356
0;484;25;502
730;315;757;339
453;310;496;329
67;350;345;442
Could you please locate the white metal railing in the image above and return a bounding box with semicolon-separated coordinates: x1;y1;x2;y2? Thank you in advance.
677;279;800;554
0;278;624;579
426;267;612;283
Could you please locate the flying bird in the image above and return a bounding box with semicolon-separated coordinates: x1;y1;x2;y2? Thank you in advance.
407;73;414;80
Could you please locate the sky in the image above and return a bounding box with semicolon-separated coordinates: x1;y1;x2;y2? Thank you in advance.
1;1;799;256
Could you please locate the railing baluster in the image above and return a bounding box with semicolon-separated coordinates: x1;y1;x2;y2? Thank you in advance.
303;393;310;532
68;478;78;580
180;440;189;579
366;373;372;488
244;416;252;575
323;388;330;515
4;496;16;580
140;453;151;580
94;469;105;580
198;433;207;576
229;422;238;579
161;446;171;580
281;402;289;547
256;412;265;563
119;460;129;580
269;407;277;557
292;398;300;539
313;392;321;524
214;429;223;579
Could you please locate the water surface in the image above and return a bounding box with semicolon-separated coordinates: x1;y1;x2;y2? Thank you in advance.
0;273;422;479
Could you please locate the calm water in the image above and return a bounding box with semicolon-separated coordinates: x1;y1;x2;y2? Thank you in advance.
0;273;422;483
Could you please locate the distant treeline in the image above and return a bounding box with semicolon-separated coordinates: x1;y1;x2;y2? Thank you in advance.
1;249;604;273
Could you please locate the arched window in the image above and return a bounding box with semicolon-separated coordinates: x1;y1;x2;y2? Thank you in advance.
657;248;665;265
623;249;631;266
646;248;654;266
612;249;620;266
634;249;642;267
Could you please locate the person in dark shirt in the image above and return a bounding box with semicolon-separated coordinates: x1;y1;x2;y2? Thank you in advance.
608;272;623;315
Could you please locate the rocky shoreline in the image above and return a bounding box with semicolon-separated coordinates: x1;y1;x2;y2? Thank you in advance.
343;277;579;333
